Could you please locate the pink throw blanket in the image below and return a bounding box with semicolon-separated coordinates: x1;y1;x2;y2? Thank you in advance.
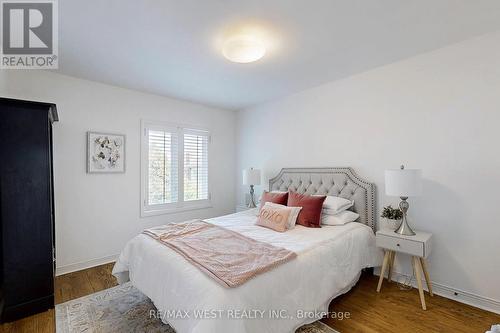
143;220;297;288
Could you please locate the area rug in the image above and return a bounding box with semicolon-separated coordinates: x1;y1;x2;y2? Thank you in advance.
56;282;339;333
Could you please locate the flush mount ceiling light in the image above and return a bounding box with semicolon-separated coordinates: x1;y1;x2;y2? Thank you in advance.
222;35;266;63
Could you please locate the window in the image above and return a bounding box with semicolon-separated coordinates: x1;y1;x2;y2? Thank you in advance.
141;121;211;216
183;130;209;201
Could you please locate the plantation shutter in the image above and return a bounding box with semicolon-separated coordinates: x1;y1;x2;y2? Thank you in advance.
147;129;179;205
183;129;209;201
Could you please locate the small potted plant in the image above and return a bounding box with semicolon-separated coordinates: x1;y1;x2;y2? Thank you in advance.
381;205;403;230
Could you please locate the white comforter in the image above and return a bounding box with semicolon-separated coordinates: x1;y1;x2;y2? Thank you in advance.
112;209;382;333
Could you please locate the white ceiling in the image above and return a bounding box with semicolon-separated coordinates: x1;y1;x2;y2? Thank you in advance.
58;0;500;110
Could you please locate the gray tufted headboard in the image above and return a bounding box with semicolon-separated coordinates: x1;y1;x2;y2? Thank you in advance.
269;168;376;232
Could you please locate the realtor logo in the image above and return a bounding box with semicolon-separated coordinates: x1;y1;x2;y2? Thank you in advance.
1;0;58;69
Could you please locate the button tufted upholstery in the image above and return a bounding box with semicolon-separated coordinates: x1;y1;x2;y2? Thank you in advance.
269;168;376;231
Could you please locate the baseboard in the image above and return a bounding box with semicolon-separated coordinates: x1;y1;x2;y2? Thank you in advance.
55;254;118;276
379;270;500;314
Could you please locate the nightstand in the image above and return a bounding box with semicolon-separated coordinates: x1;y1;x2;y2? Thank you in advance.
236;205;253;212
375;229;433;310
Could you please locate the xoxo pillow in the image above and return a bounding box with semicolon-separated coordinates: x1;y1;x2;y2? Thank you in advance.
264;202;302;229
256;203;300;232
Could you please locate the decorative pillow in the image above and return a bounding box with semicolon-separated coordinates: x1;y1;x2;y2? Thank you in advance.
320;196;354;214
264;202;302;229
256;204;294;232
287;191;326;228
258;191;286;205
259;191;288;210
321;210;359;226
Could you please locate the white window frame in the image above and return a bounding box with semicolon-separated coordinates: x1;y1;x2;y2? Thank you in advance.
141;120;212;217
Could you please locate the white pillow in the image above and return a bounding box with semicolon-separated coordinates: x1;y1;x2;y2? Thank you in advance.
263;202;302;229
321;210;359;226
321;196;354;214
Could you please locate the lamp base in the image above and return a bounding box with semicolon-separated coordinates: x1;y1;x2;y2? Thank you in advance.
394;197;416;236
247;185;257;208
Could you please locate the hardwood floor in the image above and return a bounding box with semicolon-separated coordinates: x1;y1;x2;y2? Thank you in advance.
1;263;498;333
325;274;500;333
0;263;117;333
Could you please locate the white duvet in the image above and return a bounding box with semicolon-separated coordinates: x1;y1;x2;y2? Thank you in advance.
112;209;382;333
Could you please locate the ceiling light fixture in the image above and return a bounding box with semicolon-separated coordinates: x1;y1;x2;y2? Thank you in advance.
222;35;266;63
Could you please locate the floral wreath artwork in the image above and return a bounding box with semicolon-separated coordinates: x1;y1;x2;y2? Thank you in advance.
87;132;126;173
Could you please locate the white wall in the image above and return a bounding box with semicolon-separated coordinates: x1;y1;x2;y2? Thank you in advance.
0;71;236;274
236;31;500;311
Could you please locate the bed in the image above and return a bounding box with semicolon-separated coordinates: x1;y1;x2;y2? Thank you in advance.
113;168;383;333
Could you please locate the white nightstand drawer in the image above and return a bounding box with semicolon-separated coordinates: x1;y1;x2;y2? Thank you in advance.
376;234;424;257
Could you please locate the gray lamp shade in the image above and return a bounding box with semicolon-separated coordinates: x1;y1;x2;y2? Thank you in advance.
385;169;422;197
242;168;261;186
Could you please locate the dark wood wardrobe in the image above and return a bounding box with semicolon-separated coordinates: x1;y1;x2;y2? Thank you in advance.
0;97;58;322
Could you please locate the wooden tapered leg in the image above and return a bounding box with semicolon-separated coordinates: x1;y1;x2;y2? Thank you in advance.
420;257;433;296
388;251;396;282
377;250;390;292
413;256;427;310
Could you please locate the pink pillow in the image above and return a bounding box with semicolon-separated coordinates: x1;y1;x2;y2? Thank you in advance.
287;191;326;228
259;191;288;210
256;204;293;232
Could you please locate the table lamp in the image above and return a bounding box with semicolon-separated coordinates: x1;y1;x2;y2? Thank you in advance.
385;165;422;236
243;168;261;208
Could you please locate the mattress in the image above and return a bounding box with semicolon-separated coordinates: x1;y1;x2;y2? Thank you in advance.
112;209;382;333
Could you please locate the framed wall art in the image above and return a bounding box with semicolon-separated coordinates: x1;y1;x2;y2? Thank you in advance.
87;132;126;173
